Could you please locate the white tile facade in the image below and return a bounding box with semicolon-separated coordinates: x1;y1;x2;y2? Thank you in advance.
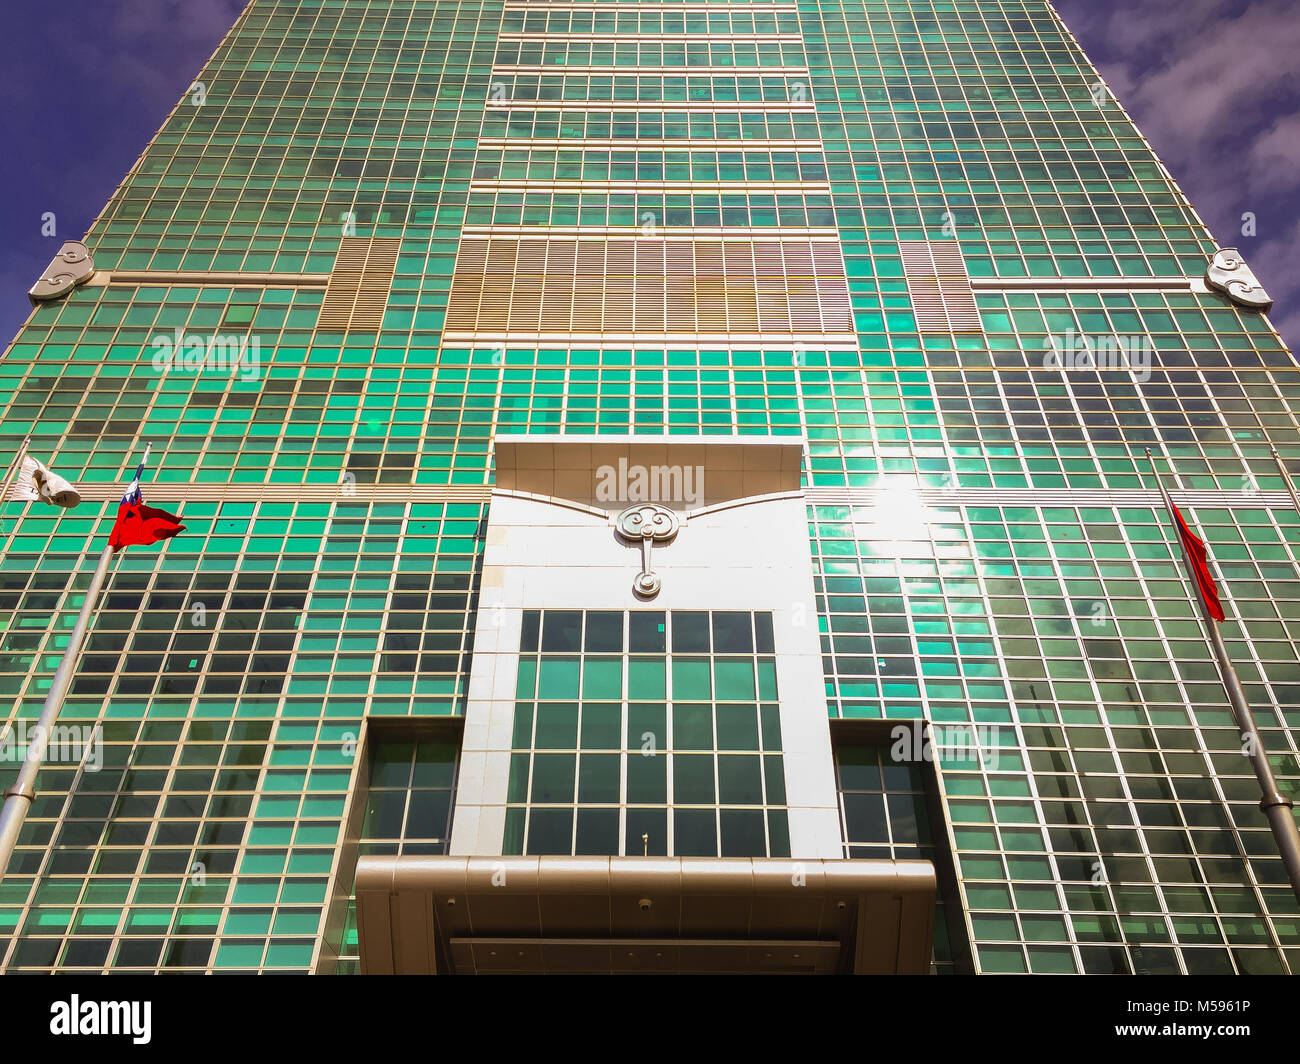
449;436;843;858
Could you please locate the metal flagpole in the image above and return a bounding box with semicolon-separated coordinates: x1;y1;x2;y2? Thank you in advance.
1147;447;1300;904
1272;445;1300;517
0;435;32;536
0;443;148;879
0;544;114;878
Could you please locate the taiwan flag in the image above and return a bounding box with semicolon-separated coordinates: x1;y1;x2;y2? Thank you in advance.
108;450;185;553
1171;502;1225;622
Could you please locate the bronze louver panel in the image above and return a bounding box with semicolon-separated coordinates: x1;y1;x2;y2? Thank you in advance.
318;236;403;332
897;240;982;333
445;236;853;337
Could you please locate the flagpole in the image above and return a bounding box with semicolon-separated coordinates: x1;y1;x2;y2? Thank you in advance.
1271;445;1300;517
0;436;32;536
0;543;114;878
0;443;149;880
1147;448;1300;903
0;436;31;498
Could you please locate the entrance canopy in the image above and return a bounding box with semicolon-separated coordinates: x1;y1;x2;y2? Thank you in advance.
355;855;935;975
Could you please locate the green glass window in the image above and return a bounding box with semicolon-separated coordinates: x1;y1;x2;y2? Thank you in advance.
506;610;787;858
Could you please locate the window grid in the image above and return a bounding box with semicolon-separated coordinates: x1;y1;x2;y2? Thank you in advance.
504;609;790;858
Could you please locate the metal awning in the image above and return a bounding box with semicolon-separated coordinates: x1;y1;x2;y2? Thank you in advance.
355;855;936;975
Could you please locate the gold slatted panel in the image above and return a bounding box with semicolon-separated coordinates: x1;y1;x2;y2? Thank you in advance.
542;239;576;331
573;240;605;332
784;241;820;331
666;240;696;331
445;236;486;328
604;240;635;331
897;241;944;332
695;241;727;332
635;241;666;331
812;242;853;328
724;242;758;332
898;239;983;333
318;237;402;332
317;239;370;330
753;240;788;332
444;236;854;336
929;240;983;332
510;238;546;332
482;238;518;331
353;238;402;330
905;276;947;330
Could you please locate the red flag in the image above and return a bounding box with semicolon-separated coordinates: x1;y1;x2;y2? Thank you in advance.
1171;503;1225;621
109;502;185;552
107;450;184;552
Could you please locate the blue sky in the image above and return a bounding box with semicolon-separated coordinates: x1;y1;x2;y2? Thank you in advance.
0;0;248;344
0;0;1294;352
1054;0;1300;348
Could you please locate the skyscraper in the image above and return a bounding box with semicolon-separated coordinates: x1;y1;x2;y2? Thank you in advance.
0;0;1297;975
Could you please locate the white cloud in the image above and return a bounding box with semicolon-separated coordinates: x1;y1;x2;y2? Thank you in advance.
1055;0;1300;354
